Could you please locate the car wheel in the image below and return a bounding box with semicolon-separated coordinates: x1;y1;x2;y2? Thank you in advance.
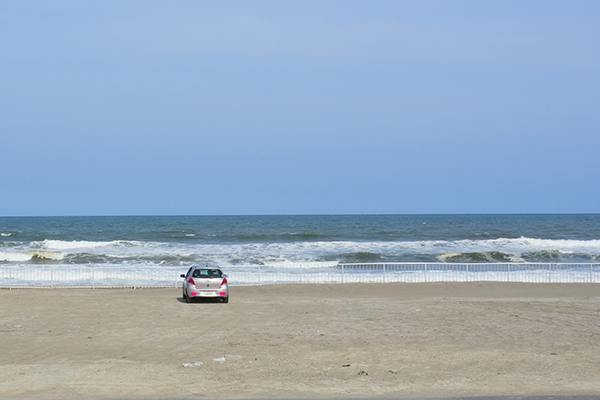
222;295;229;303
185;291;192;303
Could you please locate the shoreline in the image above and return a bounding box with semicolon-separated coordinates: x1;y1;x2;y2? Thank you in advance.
1;282;600;398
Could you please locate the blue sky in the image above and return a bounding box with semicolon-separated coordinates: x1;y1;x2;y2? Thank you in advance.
2;1;599;216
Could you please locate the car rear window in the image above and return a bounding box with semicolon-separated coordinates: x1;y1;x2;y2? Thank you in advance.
192;269;222;278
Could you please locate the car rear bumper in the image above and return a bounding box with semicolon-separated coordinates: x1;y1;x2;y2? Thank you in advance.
186;284;229;299
189;290;228;298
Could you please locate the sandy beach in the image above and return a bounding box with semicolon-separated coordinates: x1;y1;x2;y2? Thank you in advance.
1;282;600;398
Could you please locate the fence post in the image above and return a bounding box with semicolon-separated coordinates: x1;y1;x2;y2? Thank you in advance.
507;263;510;282
424;264;428;282
549;263;552;283
341;264;344;284
383;264;386;283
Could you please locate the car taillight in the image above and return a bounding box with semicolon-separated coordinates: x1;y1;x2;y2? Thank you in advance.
188;278;195;286
221;278;227;285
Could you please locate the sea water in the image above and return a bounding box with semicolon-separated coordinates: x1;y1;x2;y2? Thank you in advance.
1;214;600;286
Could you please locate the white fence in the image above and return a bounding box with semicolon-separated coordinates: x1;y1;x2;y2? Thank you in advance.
1;263;600;289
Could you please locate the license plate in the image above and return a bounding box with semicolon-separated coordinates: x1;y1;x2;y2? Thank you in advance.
199;291;217;296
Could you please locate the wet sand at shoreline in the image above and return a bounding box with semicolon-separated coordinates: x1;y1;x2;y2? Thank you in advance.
1;282;600;398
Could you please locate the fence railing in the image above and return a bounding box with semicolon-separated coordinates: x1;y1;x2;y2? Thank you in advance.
1;263;599;289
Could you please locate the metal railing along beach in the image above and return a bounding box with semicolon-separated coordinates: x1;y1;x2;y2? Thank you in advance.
1;262;599;289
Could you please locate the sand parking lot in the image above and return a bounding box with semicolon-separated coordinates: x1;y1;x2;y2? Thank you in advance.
1;282;600;398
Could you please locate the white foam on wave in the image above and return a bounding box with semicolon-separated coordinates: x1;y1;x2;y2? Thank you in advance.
508;237;600;251
0;252;32;262
463;237;600;257
32;251;65;261
257;261;339;269
407;237;600;254
0;251;64;262
40;239;137;250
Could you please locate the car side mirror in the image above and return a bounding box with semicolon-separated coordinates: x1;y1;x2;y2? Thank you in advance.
223;274;228;278
180;274;186;278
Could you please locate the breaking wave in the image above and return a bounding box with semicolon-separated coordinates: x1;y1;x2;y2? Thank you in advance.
39;239;137;250
437;252;524;263
2;236;600;267
0;251;64;263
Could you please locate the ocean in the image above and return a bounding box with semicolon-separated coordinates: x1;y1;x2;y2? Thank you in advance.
2;213;600;265
1;214;600;287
